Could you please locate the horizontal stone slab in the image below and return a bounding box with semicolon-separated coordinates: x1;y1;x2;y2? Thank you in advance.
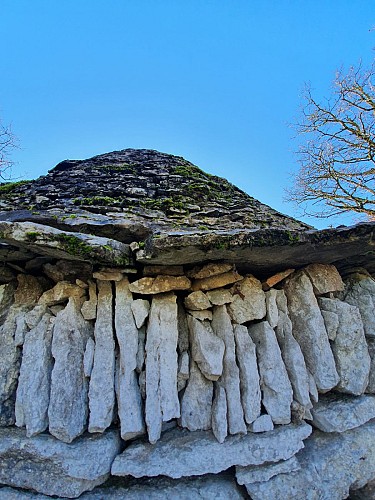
111;423;312;479
0;427;122;498
311;394;375;433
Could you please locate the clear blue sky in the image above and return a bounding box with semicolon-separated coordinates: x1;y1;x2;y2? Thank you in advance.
1;1;374;229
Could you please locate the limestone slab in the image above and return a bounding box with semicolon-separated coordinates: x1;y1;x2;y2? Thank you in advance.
188;316;224;381
143;264;184;276
249;321;293;424
129;275;191;294
319;298;370;395
83;338;95;378
145;293;180;443
88;280;115;434
131;299;150;328
188;310;213;321
111;423;312;478
283;271;339;392
311;394;375;432
212;306;246;434
227;276;266;324
211;385;228;443
265;289;278;328
206;288;234;305
367;338;375;393
233;325;261;424
304;263;344;294
342;275;375;337
191;270;243;292
187;262;234;279
81;280;97;320
48;297;94;443
14;274;43;306
249;414;274;433
184;291;211;311
0;427;121;498
39;281;85;306
115;278;145;441
236;456;300;485
262;268;294;290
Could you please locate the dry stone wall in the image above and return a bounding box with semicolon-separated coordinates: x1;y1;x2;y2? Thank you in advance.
1;260;375;498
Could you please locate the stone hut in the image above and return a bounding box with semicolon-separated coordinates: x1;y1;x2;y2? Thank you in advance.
0;149;375;498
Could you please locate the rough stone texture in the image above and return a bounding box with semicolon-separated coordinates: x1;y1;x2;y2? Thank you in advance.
307;371;319;403
191;270;243;292
319;297;370;395
136;327;146;373
177;351;190;392
265;289;279;328
177;300;190;353
311;394;375;432
275;289;288;313
14;274;44;306
211;385;228;443
243;420;375;500
0;427;121;498
88;280;115;434
275;312;312;409
187;263;234;279
188;309;213;321
145;293;180;443
227;276;266;324
39;281;85;306
320;309;339;340
249;414;274;433
112;423;312;478
83;338;95;378
236;456;300;485
129;276;191;294
233;325;261;424
131;299;150;328
115;278;145;441
81;280;97;321
212;306;247;435
304;263;344;294
184;291;211;311
143;265;184;276
180;359;213;431
342;275;375;337
367;338;375;393
15;313;54;437
248;321;293;424
262;268;295;290
283;271;339;392
206;288;234;305
93;269;124;281
43;260;92;283
188;316;224;381
48;297;94;443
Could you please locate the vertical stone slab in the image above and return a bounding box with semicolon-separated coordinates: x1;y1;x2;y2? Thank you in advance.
180;359;213;431
49;297;93;442
319;298;371;395
248;321;293;424
283;271;339;392
15;313;54;437
88;280;115;433
145;293;180;443
212;306;247;435
367;339;375;394
275;312;312;409
115;277;145;441
233;325;261;424
212;384;228;443
341;275;375;337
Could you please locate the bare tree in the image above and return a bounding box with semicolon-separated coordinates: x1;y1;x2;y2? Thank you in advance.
287;63;375;219
0;120;18;179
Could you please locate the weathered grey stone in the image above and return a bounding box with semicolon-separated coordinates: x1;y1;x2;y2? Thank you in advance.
307;370;319;403
0;427;121;498
129;275;191;294
212;306;247;434
115;278;145;441
187;262;234;279
145;293;180;443
236;456;300;485
283;271;339;392
249;414;274;432
48;297;94;443
227;276;266;324
233;325;261;424
367;338;375;393
211;385;228;443
319;298;370;395
15;313;54;437
184;291;211;311
0;282;16;325
320;309;339;340
342;275;375;337
131;299;150;328
88;280;115;433
275;312;312;408
243;420;375;500
13;311;30;347
14;274;43;306
180;360;213;431
93;269;123;281
265;289;278;328
188;316;224;381
39;281;86;306
275;289;288;313
311;394;375;432
206;288;234;305
177;300;189;353
191;270;243;292
304;263;344;294
136;326;146;373
43;260;92;283
111;423;312;478
249;321;293;424
83;338;95;378
188;310;213;321
81;280;97;320
24;304;48;330
177;351;189;392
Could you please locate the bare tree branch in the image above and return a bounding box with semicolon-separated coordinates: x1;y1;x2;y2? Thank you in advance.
286;62;375;219
0;120;18;179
